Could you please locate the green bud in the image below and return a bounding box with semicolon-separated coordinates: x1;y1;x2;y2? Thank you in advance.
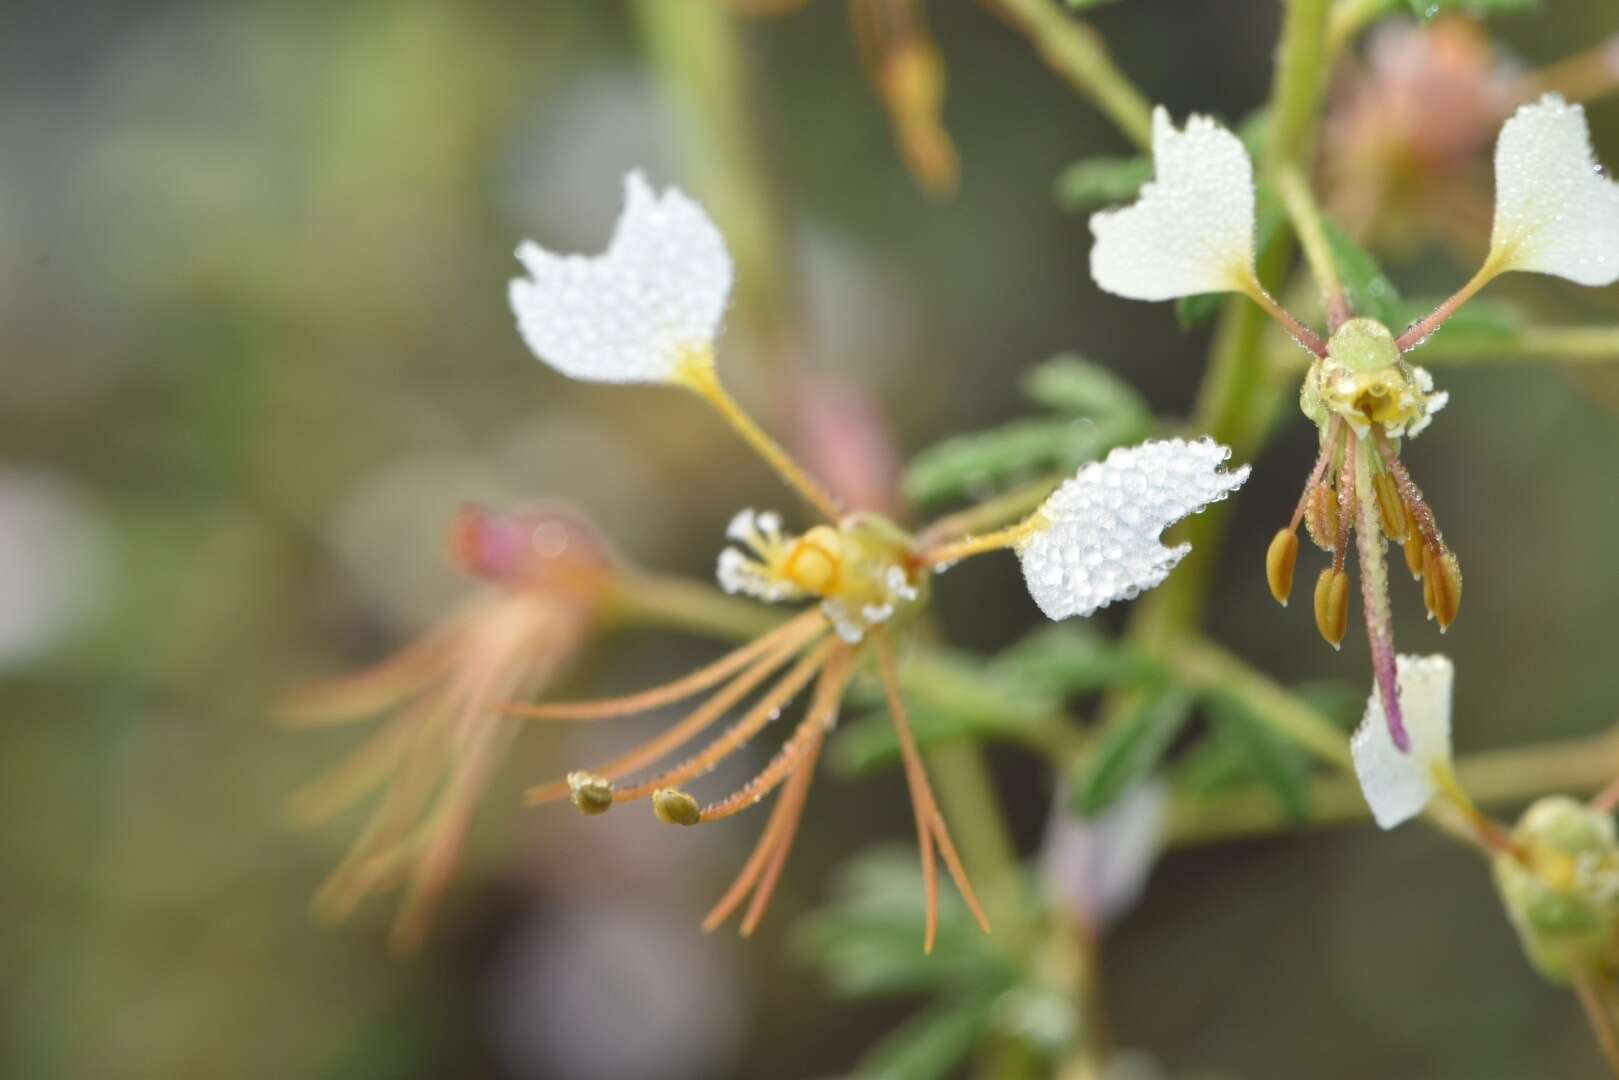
1492;796;1619;984
1326;318;1401;374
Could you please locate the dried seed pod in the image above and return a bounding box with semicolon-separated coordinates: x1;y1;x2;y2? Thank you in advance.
1266;528;1300;606
567;771;614;816
653;787;701;827
1313;568;1350;649
1304;483;1338;552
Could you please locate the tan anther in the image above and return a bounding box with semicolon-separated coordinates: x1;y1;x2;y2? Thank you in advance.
653;788;701;827
1422;547;1462;631
1373;472;1407;543
1266;528;1299;606
1402;509;1425;579
1313;568;1350;650
567;771;614;816
1304;483;1338;552
782;525;842;596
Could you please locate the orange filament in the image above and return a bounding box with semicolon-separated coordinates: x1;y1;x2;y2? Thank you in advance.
874;633;991;953
698;648;855;823
505;609;824;722
611;640;834;803
524;627;824;805
1332;428;1357;574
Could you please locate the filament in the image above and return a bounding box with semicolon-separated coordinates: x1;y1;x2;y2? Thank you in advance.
612;640;833;803
923;514;1046;567
504;609;824;722
874;633;991;952
1288;418;1340;531
524;627;824;804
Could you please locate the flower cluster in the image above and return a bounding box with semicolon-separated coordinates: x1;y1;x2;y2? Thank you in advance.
498;171;1248;948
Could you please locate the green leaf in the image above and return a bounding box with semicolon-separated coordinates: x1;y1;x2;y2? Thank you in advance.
1174;183;1286;330
1322;220;1403;328
831;706;981;776
1203;690;1313;822
855;995;1000;1080
1069;686;1192;817
1289;679;1364;732
991;624;1165;697
902;411;1147;509
1054;155;1150;213
1407;0;1534;19
793;848;1011;998
1021;354;1149;421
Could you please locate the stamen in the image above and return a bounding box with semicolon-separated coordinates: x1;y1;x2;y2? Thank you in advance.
610;640;834;803
286;712;417;828
1304;482;1338;553
1313;568;1350;649
923;513;1046;568
674;353;844;523
567;771;614;815
1333;430;1357;574
279;606;474;728
652;788;702;826
698;649;855;823
1288;422;1340;533
524;628;823;805
1373;471;1407;543
1265;528;1299;606
874;633;991;953
504;609;823;721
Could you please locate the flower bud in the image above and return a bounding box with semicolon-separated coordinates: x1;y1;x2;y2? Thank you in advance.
1492;796;1619;984
1266;529;1300;606
1313;568;1350;649
567;772;614;815
653;788;701;827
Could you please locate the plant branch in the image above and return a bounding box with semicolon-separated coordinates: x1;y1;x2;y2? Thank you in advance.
982;0;1154;151
1406;324;1619;367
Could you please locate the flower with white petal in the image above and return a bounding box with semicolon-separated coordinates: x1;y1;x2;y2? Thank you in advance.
509;170;733;385
1489;94;1619;287
1350;654;1455;829
1090;108;1256;302
1015;438;1250;621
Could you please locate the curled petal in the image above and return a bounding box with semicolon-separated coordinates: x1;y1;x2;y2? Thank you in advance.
1016;438;1250;620
1089;107;1256;301
1489;94;1619;286
1350;654;1455;830
509;171;734;384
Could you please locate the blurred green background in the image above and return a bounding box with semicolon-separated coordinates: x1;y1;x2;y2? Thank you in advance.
3;1;1619;1076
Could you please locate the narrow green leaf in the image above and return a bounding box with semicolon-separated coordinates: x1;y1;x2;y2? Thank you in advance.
1021;354;1149;421
1070;686;1192;817
1322;219;1403;328
1054;155;1150;213
992;624;1165;696
902;411;1147;509
1203;690;1313;822
856;995;1000;1080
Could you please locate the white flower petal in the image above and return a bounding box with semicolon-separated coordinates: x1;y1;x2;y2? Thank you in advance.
1016;438;1249;620
1089;107;1256;301
1039;782;1168;931
1350;654;1455;830
509;170;734;384
1490;94;1619;287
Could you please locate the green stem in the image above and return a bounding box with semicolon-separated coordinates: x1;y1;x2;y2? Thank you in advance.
1409;325;1619;366
1275;163;1344;316
1325;0;1394;61
613;572;785;641
916;474;1063;550
983;0;1154;151
1167;724;1619;844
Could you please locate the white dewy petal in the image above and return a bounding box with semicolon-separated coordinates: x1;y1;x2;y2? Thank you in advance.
1016;438;1250;620
1089;107;1257;301
1039;782;1168;932
1490;94;1619;286
1350;654;1455;830
509;170;734;384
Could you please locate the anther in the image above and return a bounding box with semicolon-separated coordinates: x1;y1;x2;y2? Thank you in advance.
1304;483;1338;552
1373;472;1407;543
653;788;701;827
1314;568;1350;650
1402;506;1425;580
567;771;614;815
1266;528;1299;606
1422;547;1463;631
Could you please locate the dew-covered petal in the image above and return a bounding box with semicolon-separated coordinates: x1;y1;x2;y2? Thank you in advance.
1350;654;1455;830
1089;107;1256;301
1016;438;1250;620
509;171;734;384
1490;95;1619;287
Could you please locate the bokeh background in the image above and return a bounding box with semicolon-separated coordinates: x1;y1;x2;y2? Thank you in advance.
4;1;1619;1077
